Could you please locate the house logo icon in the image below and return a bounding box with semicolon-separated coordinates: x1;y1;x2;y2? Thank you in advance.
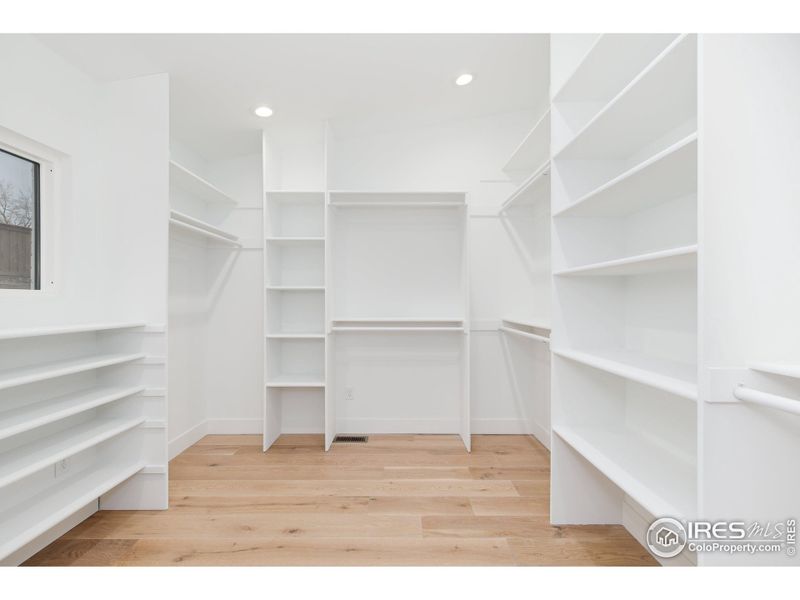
647;517;687;558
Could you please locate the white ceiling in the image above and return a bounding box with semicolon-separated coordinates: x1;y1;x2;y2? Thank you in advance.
37;34;549;161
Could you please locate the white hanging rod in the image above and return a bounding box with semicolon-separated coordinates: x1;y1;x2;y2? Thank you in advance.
733;385;800;416
499;326;550;344
169;218;242;246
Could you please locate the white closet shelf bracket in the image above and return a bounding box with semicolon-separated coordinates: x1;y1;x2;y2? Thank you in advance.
732;385;800;416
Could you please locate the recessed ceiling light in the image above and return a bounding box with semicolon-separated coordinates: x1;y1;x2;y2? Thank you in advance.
455;73;474;86
254;105;273;118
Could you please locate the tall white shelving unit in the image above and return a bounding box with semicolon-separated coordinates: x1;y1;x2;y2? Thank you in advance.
549;33;699;564
263;191;327;449
0;323;167;564
497;106;552;448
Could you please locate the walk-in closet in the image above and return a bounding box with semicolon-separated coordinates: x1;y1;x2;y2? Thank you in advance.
0;31;799;570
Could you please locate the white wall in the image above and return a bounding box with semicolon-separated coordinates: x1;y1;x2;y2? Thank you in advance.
0;35;169;328
698;34;800;565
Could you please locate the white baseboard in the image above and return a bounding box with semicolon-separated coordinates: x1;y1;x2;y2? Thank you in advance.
168;420;208;460
336;418;459;434
206;418;262;434
1;501;96;566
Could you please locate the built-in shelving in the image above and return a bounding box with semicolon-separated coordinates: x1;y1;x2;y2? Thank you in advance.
550;34;699;547
554;34;696;160
554;425;695;520
0;417;145;489
0;461;145;561
750;363;800;380
502;109;551;175
553;133;697;218
0;353;146;392
331;318;464;331
0;385;146;441
170;160;237;206
553;347;697;400
555;245;697;277
264;190;328;451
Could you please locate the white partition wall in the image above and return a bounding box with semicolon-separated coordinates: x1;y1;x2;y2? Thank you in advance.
697;34;800;566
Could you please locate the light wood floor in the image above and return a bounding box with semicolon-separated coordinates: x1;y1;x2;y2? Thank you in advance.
23;434;657;566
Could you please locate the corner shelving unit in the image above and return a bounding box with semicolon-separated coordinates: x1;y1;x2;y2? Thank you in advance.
549;33;699;560
0;322;167;564
327;191;471;451
263;191;327;450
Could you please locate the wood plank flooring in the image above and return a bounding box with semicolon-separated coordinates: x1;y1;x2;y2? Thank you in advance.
23;434;657;566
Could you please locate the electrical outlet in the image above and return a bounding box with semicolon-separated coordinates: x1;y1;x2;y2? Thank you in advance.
54;458;71;478
345;387;354;402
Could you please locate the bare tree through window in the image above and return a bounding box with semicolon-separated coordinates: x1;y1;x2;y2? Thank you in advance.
0;148;39;289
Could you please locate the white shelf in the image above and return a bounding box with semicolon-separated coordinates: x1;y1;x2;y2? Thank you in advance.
266;333;325;339
0;417;145;489
502;109;551;174
0;385;146;441
266;375;325;388
554;424;695;520
501;317;551;331
554;34;696;160
499;161;550;213
554;244;697;277
552;347;697;400
170;160;236;206
0;461;145;561
553;34;680;103
170;209;238;241
0;352;146;392
750;363;800;380
169;215;240;246
266;286;325;291
553;133;697;218
265;237;325;244
0;322;146;341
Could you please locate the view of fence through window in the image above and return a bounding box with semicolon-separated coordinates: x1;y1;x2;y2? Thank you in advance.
0;147;39;289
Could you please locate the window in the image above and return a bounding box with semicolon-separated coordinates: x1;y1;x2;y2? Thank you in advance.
0;148;40;290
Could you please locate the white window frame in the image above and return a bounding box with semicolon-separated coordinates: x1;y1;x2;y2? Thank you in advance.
0;125;59;296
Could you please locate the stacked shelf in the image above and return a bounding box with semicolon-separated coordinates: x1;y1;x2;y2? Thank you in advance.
0;323;166;564
502;108;551;178
263;191;327;450
550;34;699;534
